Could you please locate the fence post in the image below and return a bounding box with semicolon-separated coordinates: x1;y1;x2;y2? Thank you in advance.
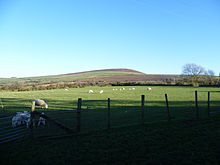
208;91;210;117
165;94;171;121
141;95;145;125
30;101;35;138
195;91;199;119
107;98;110;129
76;98;82;132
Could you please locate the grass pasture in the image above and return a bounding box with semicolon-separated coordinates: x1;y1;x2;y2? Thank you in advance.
1;86;220;164
1;86;220;137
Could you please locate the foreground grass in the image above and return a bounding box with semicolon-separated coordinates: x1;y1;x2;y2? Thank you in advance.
1;115;220;165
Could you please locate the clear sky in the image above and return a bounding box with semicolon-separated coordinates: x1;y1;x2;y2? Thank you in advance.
0;0;220;78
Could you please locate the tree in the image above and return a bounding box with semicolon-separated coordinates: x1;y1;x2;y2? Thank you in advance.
182;63;206;86
204;69;216;85
182;63;206;76
182;63;217;86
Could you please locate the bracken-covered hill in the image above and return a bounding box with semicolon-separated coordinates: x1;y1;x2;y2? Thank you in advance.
0;68;180;91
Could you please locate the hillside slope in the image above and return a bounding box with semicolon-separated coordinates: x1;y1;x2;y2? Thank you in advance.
0;68;178;83
0;68;180;91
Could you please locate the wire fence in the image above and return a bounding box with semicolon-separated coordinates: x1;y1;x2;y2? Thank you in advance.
1;90;220;140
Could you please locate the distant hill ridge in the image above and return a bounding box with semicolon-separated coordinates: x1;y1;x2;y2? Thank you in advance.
57;68;144;76
0;68;182;91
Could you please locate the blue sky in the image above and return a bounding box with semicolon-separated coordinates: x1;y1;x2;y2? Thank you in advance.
0;0;220;77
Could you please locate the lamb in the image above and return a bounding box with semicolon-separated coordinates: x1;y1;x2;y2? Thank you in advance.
32;99;48;109
37;112;46;126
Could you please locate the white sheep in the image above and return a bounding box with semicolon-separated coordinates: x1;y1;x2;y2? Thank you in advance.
100;90;104;94
147;87;152;91
12;111;31;128
32;99;48;109
88;90;94;94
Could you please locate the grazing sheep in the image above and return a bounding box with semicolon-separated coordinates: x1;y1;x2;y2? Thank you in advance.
32;99;48;109
100;90;104;94
88;90;94;94
147;87;152;91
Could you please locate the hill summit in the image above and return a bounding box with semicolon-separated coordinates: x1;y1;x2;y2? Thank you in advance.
57;68;144;76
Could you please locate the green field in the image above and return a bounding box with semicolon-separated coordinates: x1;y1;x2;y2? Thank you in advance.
1;86;220;136
1;86;220;164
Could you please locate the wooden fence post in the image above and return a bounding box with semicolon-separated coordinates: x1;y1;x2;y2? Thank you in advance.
76;98;82;132
208;91;210;117
195;91;199;119
30;100;35;138
107;98;110;129
141;95;145;125
165;94;171;121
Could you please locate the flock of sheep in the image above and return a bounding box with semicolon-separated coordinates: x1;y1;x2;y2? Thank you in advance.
12;111;46;128
87;87;152;94
11;99;48;128
11;87;152;128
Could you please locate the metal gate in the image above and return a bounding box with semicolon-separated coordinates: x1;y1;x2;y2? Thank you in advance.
0;115;29;144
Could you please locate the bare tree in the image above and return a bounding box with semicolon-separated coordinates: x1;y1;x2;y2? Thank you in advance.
206;69;215;76
204;69;216;85
182;63;206;86
182;63;206;76
182;63;217;86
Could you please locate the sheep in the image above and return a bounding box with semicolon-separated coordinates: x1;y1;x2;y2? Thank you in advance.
12;111;31;128
88;90;94;94
37;112;46;126
32;99;48;109
100;90;104;94
147;87;152;91
12;115;22;127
